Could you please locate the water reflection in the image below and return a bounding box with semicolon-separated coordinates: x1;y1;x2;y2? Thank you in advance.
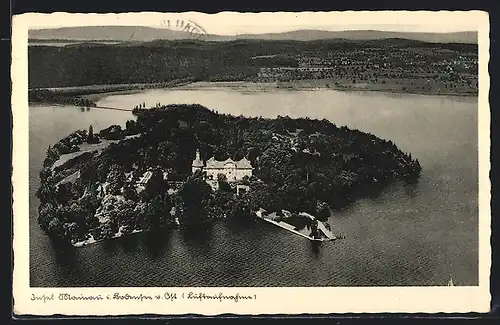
101;238;119;255
141;229;173;259
310;241;322;258
117;232;141;253
367;186;384;200
403;181;420;198
51;239;78;267
180;223;214;252
226;216;256;231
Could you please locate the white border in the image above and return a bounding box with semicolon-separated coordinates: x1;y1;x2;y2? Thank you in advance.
12;11;491;315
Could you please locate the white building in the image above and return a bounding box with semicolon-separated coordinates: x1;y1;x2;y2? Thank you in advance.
136;171;153;192
192;149;253;182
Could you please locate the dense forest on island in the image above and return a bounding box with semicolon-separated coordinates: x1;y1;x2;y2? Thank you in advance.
37;104;422;245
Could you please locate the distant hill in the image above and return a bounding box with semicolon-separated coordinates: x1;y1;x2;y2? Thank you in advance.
29;26;478;44
29;26;197;42
232;30;477;44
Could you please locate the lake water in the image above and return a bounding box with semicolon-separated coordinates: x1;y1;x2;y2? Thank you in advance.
29;88;479;287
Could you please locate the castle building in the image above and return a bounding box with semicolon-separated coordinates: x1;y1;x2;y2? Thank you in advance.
192;149;253;182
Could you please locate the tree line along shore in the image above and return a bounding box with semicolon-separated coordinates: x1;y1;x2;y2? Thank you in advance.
28;78;196;107
37;104;422;246
29;38;477;100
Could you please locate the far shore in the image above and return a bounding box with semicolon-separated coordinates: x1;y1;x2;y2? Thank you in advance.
176;80;478;97
80;89;145;102
28;78;195;103
30;78;478;103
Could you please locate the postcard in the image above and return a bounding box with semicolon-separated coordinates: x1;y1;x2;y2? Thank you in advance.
12;10;491;316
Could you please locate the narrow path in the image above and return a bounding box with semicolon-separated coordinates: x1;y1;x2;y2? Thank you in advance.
298;212;336;240
259;217;330;242
316;221;336;240
93;105;133;112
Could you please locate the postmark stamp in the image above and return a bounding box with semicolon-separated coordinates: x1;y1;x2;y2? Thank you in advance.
159;18;208;39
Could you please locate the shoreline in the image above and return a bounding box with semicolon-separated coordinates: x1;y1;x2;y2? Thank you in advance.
28;79;196;104
30;79;478;103
72;209;338;247
255;209;338;242
175;81;478;98
72;229;143;247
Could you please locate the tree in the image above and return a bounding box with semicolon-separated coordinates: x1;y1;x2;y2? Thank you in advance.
43;145;60;167
80;160;98;184
47;217;66;239
55;183;74;204
114;199;136;231
81;184;100;211
226;196;252;219
257;146;293;188
179;174;213;224
316;201;330;222
99;125;124;140
38;202;57;232
70;180;85;199
36;183;57;203
247;147;261;165
87;125;95;143
96;158;112;183
309;220;320;239
135;194;172;232
151;195;174;229
106;164;125;195
68;201;87;225
142;168;168;200
85;213;100;231
217;173;232;193
241;175;250;186
63;222;81;241
123;183;138;201
100;221;116;239
125;119;139;135
248;179;280;212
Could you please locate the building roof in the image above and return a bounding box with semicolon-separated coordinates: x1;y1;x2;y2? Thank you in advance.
137;171;153;185
205;157;253;169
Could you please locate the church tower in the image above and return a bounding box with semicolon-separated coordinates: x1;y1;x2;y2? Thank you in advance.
192;149;204;173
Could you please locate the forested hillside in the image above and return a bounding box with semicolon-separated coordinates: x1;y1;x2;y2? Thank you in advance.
29;39;477;91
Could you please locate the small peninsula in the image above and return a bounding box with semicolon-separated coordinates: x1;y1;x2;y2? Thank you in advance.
29;89;98;107
36;104;422;246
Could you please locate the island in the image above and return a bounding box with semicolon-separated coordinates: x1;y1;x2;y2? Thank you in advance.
36;104;422;246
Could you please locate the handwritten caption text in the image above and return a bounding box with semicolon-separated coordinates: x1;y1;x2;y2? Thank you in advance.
31;292;257;303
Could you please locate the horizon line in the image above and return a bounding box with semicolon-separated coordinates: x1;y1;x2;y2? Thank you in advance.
29;26;478;37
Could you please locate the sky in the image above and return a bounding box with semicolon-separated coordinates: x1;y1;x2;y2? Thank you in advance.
19;11;483;35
